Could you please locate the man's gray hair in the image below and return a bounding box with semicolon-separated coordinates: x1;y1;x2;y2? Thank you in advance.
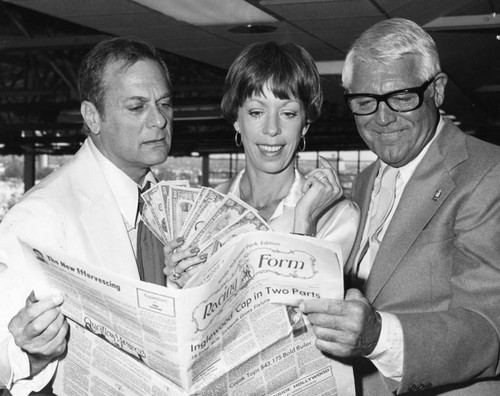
342;18;441;90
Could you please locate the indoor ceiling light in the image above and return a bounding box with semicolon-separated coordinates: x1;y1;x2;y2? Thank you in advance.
424;14;500;30
228;24;276;34
476;85;500;92
315;60;344;75
131;0;276;26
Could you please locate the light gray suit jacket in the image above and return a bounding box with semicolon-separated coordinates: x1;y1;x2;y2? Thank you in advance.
345;121;500;395
0;138;141;394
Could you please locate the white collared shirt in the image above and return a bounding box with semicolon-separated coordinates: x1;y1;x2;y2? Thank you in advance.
357;118;444;281
88;138;156;257
366;117;445;381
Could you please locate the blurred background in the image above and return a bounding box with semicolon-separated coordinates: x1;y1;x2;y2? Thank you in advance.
0;0;499;220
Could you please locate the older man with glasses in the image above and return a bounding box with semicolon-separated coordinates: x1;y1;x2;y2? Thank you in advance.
300;18;500;395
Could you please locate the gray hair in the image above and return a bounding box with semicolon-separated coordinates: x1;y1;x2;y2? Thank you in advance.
342;18;441;89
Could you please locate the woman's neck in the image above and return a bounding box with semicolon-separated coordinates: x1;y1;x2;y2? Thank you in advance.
239;166;295;217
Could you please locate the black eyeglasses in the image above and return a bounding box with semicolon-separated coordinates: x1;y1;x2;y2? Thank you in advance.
344;77;436;116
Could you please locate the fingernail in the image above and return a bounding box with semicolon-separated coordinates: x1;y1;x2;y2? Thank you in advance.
199;254;208;261
176;237;185;243
190;247;200;254
298;303;305;312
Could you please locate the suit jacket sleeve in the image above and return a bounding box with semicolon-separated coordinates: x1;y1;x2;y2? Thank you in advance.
396;159;500;392
0;196;65;395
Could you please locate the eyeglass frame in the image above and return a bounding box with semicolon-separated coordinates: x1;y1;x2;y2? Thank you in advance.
343;77;436;116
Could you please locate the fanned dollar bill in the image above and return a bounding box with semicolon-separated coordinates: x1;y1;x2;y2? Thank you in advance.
198;210;271;258
141;203;168;245
179;187;226;242
167;186;201;240
140;180;191;243
140;183;170;241
141;182;271;253
183;193;256;248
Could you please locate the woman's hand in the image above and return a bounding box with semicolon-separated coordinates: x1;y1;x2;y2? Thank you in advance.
294;157;343;235
163;237;208;288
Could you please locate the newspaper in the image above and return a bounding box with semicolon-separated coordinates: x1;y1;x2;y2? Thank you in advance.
21;231;355;396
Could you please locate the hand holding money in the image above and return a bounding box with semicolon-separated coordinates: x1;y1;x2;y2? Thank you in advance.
141;181;271;288
163;237;208;287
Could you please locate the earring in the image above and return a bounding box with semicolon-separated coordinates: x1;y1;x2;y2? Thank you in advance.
235;132;242;147
298;135;306;152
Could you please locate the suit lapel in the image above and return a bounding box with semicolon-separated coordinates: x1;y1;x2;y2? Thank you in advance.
364;122;468;302
71;140;140;279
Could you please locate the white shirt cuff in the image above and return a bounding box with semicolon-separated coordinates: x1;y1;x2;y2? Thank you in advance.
366;311;404;381
6;338;58;396
0;336;31;389
0;337;14;388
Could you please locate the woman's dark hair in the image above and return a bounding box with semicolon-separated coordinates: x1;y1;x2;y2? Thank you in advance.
221;41;323;124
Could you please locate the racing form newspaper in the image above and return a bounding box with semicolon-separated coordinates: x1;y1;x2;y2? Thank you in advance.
21;231;355;395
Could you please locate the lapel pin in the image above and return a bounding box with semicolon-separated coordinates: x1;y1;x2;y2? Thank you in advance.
432;189;442;201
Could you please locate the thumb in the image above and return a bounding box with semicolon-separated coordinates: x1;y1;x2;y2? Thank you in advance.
345;288;365;301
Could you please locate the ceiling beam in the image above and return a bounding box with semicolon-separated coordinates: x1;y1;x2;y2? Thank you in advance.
0;35;112;50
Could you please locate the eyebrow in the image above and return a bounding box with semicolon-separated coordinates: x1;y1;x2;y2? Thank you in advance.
126;93;172;102
246;97;300;105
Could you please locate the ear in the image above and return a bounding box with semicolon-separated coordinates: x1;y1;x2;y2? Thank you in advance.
301;123;310;137
233;122;240;132
81;101;101;136
433;72;448;108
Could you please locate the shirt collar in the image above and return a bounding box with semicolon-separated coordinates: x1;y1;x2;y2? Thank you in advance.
380;116;444;184
88;138;154;227
283;169;305;207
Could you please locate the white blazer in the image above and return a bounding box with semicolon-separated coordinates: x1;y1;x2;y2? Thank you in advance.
0;138;141;394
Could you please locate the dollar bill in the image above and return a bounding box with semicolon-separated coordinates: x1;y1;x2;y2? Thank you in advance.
167;186;201;240
185;195;250;248
143;181;271;257
141;184;170;241
141;180;190;242
179;187;226;242
198;211;271;257
140;204;168;245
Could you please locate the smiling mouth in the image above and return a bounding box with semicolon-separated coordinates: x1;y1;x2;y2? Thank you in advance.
258;144;283;155
373;129;406;140
375;128;406;135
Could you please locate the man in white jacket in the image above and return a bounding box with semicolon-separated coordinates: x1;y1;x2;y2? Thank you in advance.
0;36;173;395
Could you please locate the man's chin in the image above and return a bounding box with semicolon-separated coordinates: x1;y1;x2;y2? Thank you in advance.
144;144;170;164
148;153;169;167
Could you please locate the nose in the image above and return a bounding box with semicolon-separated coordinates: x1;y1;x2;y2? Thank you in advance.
374;101;397;125
263;113;281;137
148;104;169;129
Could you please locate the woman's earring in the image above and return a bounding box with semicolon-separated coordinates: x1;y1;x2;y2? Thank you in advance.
298;135;306;152
235;132;242;147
